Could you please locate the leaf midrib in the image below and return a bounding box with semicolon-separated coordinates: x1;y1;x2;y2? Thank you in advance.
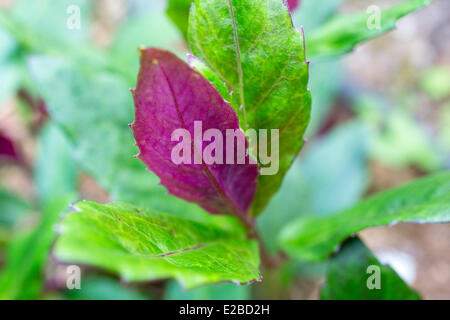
227;0;247;128
88;205;240;258
157;63;247;218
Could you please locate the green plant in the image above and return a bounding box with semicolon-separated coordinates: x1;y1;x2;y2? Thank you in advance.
0;0;447;300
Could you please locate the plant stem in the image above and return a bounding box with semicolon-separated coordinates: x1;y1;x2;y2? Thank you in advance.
256;233;280;270
238;214;283;270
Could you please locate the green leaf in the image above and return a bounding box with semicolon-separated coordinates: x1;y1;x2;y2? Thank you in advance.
34;123;77;204
53;201;261;289
307;0;433;59
371;110;442;171
420;66;450;101
188;54;232;102
165;281;250;300
354;95;443;171
0;0;99;64
0;0;108;105
259;121;369;253
0;0;108;80
280;171;450;261
0;189;32;244
0;122;76;299
0;25;17;61
0;27;22;105
189;0;311;215
0;195;73;299
320;237;420;300
166;0;192;40
66;276;148;300
0;62;21;105
0;189;31;229
9;0;93;47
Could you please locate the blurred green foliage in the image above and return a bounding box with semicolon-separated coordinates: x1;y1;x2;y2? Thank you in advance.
0;189;31;243
0;195;74;299
0;28;21;106
258;121;370;253
320;237;421;300
280;172;450;261
306;0;433;58
293;0;344;35
65;276;148;300
0;122;76;299
421;66;450;101
354;95;444;171
166;0;191;40
165;281;250;300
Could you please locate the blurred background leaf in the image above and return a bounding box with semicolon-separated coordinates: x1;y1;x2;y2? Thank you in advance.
280;172;450;262
65;276;148;300
8;0;93;46
0;28;21;106
320;237;420;300
110;0;186;85
0;195;73;299
26;55;213;223
165;281;250;300
258;121;370;253
420;66;450;101
292;0;344;34
306;59;343;135
166;0;191;40
306;0;434;59
0;189;31;244
34;124;77;204
0;122;76;299
354;94;443;171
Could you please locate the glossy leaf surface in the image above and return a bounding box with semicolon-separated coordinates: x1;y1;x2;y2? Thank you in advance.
54;201;261;289
131;48;258;217
189;0;311;215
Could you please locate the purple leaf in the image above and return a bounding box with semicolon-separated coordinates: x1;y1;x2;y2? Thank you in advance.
0;132;20;163
286;0;299;12
131;48;258;218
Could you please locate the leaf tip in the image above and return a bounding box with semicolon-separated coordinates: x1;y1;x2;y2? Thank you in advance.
69;202;81;213
186;53;195;65
231;274;263;286
137;45;146;56
53;223;64;235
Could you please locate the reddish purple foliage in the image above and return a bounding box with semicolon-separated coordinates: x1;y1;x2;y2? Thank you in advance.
0;132;19;163
287;0;299;12
131;48;258;216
